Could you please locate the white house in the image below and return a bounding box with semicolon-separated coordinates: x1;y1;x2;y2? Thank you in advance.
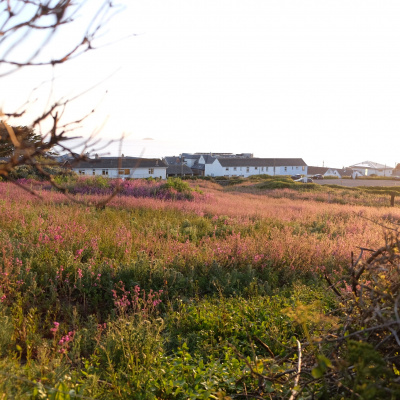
71;157;168;179
349;161;394;177
197;157;308;178
307;166;362;178
180;154;201;168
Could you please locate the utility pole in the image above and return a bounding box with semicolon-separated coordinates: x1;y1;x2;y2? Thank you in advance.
181;154;183;177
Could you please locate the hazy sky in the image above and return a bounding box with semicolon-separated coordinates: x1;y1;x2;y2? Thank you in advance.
2;0;400;168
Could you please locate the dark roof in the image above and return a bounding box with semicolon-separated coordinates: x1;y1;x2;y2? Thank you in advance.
181;153;201;160
195;152;233;156
200;155;217;164
191;162;205;171
307;166;329;175
217;158;307;167
166;165;193;175
164;156;183;165
73;157;167;169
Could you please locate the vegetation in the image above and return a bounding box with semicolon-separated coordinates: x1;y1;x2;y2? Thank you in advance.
0;178;400;398
0;125;46;158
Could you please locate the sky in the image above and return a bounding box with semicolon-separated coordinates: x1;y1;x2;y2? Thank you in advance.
2;0;400;168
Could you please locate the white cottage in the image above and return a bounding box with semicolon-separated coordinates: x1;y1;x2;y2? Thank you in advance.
72;157;168;179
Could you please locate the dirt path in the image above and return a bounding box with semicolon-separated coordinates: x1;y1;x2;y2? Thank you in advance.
318;179;400;187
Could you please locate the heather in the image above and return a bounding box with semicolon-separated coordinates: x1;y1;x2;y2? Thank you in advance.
0;180;399;398
55;176;200;201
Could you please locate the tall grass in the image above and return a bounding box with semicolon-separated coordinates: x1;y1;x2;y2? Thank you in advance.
0;180;398;398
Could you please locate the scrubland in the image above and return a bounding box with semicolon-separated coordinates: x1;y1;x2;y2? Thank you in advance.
0;177;399;399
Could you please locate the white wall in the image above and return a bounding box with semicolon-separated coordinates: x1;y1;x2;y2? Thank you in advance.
351;167;393;177
184;157;198;167
203;161;307;177
275;165;307;176
73;167;167;179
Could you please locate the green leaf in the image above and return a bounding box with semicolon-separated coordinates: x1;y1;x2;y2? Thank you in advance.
317;355;332;371
311;366;323;379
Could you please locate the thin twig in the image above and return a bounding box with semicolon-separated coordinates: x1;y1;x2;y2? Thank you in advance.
288;340;302;400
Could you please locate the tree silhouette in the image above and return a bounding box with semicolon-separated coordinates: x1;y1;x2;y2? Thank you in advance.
0;0;122;196
0;124;48;157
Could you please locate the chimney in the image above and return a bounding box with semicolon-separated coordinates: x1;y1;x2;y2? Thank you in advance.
95;153;99;159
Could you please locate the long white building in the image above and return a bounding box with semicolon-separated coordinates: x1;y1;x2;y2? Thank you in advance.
192;156;307;177
71;157;168;179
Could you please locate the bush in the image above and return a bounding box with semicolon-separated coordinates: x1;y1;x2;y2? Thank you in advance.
162;178;192;193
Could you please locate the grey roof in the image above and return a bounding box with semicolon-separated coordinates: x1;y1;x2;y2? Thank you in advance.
201;155;217;164
217;158;307;167
191;162;205;171
72;157;167;169
164;156;183;165
195;152;233;156
307;166;329;175
166;165;193;175
181;153;201;160
349;161;393;169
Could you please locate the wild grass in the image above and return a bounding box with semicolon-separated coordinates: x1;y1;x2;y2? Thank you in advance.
0;179;398;398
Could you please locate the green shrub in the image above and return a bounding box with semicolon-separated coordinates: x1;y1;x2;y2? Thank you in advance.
162;178;192;193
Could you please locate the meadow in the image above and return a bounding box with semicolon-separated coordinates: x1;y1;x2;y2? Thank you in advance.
0;177;399;399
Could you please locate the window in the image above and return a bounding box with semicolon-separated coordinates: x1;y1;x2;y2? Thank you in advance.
118;169;124;175
92;169;96;175
261;167;264;171
255;167;258;170
284;167;287;172
240;167;242;171
149;168;154;174
246;167;250;173
78;170;85;175
233;167;237;171
102;169;108;175
124;169;130;175
226;167;229;171
302;166;305;171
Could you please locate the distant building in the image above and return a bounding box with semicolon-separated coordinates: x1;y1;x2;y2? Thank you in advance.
166;164;193;177
191;157;307;178
194;152;253;158
307;166;361;178
349;161;394;177
71;157;167;179
306;166;329;177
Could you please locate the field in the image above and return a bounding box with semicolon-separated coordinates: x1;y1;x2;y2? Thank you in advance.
1;177;400;399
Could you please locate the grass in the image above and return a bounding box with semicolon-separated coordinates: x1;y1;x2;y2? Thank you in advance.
0;177;399;398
